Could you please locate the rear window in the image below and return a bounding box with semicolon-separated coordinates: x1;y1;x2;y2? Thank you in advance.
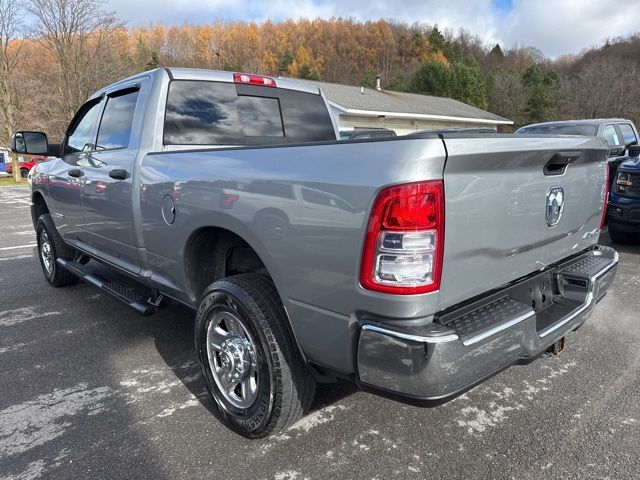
517;124;598;136
164;80;335;146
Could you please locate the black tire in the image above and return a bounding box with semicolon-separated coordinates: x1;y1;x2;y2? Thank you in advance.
195;273;315;438
608;227;629;244
35;214;79;287
20;169;29;179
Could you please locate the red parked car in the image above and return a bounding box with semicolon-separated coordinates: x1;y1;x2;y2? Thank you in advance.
5;155;49;178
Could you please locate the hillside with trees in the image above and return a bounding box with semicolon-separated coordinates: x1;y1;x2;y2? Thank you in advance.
1;0;640;145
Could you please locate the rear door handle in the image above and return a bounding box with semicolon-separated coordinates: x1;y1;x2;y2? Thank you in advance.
109;169;128;180
68;168;83;178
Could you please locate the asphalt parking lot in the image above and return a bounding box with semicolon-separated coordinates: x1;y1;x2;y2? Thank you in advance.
1;185;639;480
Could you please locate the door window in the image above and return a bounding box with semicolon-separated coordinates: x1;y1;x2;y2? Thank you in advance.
96;89;139;150
602;125;621;146
301;187;333;206
65;100;102;154
617;123;637;145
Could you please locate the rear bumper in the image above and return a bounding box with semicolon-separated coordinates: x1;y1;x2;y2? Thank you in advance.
608;198;640;230
356;246;618;403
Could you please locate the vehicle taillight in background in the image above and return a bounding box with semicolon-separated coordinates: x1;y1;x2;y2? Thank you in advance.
360;181;444;295
233;73;276;88
600;163;610;229
220;192;240;209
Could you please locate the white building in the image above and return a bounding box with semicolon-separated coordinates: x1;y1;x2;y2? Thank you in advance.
0;147;10;175
302;80;512;134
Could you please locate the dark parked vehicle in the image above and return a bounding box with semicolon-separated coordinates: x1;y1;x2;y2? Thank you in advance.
339;129;396;140
12;68;617;438
607;145;640;243
516;119;639;183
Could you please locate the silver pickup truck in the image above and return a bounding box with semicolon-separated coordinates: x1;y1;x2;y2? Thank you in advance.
12;68;618;438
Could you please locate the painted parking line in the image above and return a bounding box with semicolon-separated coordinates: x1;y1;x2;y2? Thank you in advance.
0;254;34;262
0;244;36;251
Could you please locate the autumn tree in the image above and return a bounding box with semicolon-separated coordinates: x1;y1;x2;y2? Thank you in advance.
0;0;25;180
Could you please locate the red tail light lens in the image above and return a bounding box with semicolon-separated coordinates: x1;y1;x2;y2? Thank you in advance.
233;73;276;87
600;163;610;229
220;193;240;209
360;181;444;295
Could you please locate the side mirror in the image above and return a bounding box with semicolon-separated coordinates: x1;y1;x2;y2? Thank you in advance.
11;131;49;155
608;146;625;157
629;145;640;157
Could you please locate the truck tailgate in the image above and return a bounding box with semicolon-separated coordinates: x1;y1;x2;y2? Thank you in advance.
438;136;608;311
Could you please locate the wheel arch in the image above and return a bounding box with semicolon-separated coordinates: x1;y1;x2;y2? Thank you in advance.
182;223;309;365
31;190;50;228
182;223;285;305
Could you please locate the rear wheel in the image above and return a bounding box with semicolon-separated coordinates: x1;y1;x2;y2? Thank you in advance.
36;214;78;287
20;169;29;179
195;273;315;438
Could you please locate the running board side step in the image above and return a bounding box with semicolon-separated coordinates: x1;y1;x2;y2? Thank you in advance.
57;258;163;316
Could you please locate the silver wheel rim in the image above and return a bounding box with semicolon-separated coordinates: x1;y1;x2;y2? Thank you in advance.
40;231;54;275
206;307;259;409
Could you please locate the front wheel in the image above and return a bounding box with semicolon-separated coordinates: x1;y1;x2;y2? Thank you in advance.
195;273;316;438
36;214;78;287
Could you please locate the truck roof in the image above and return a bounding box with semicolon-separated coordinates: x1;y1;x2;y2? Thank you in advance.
89;67;322;101
521;118;635;128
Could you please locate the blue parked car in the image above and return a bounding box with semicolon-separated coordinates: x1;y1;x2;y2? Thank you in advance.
608;145;640;243
0;148;7;173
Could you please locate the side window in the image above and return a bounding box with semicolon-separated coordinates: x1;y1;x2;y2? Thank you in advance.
301;187;332;206
96;89;139;150
618;124;637;145
65;100;102;154
602;125;621;146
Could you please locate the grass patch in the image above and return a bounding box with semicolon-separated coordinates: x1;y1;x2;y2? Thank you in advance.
0;176;27;187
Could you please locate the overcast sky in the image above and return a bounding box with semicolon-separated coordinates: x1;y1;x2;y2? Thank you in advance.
106;0;638;57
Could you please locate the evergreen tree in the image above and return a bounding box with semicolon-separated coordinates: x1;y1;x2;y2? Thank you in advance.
278;52;294;75
521;66;558;122
450;63;487;109
428;26;446;53
360;68;377;88
298;64;320;80
410;61;451;97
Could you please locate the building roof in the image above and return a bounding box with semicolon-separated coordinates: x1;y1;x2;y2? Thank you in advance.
298;80;513;125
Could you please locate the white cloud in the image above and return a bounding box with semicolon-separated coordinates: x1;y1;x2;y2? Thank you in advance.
106;0;639;57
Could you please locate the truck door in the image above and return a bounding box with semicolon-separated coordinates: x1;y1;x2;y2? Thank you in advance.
48;98;103;241
80;85;141;274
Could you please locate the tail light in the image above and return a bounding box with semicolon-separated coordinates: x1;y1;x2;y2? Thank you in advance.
600;163;610;229
220;193;240;209
233;73;276;87
616;171;632;187
360;181;444;295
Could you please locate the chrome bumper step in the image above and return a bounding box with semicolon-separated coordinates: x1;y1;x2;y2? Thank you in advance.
357;245;618;401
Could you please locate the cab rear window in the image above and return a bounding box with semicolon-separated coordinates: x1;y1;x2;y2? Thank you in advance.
164;80;335;146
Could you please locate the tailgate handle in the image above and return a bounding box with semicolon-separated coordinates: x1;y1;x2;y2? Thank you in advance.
544;151;581;176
